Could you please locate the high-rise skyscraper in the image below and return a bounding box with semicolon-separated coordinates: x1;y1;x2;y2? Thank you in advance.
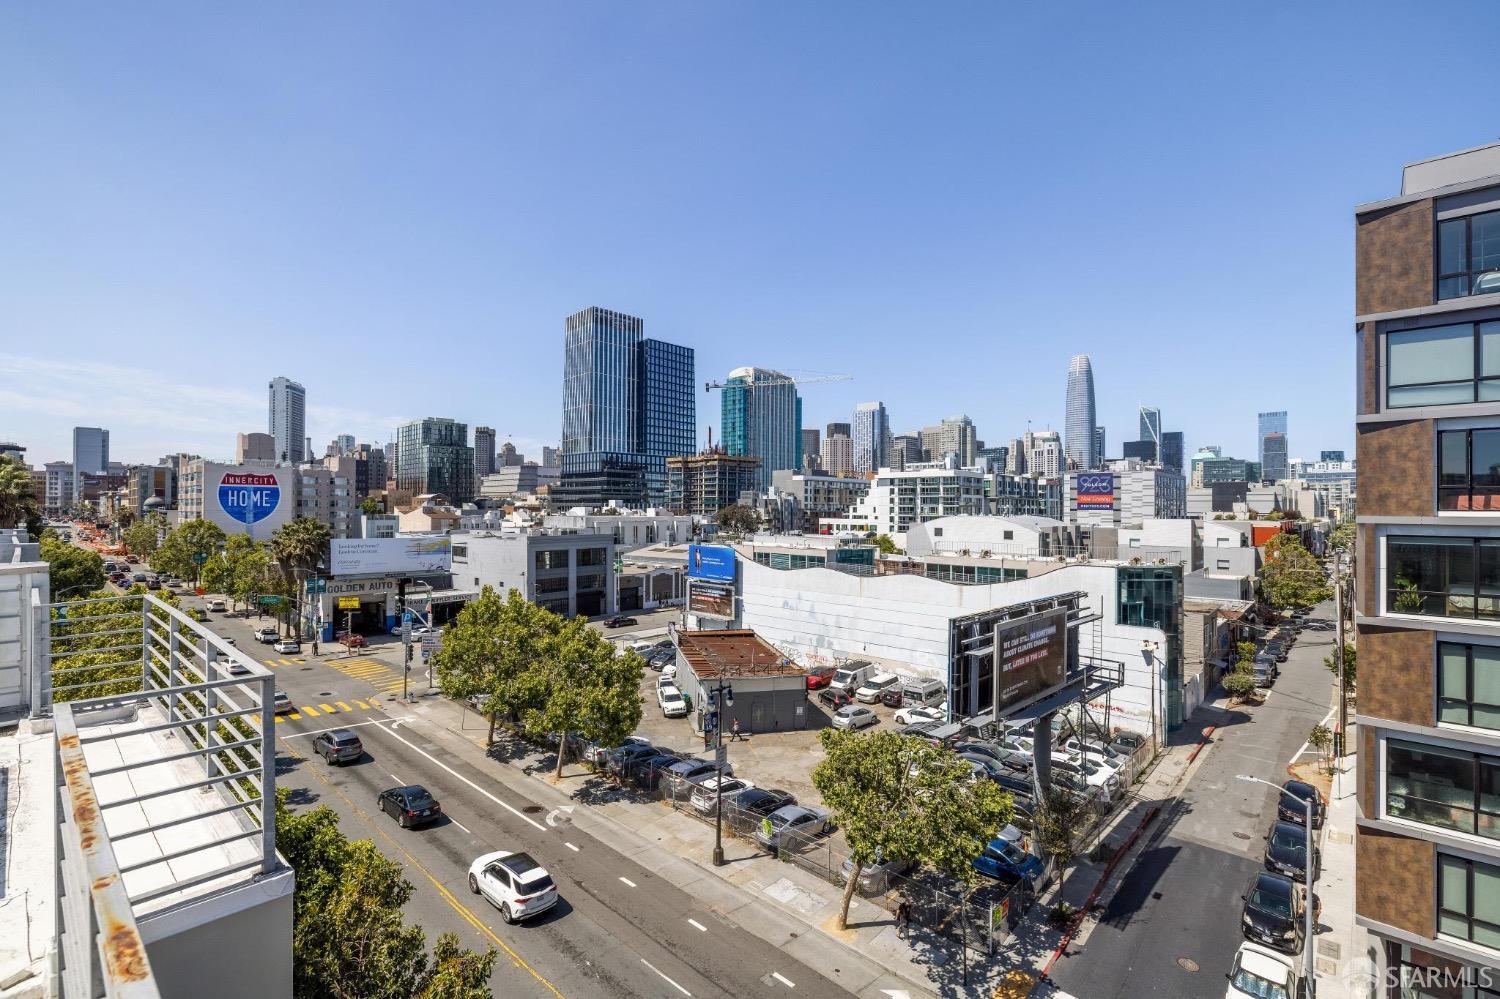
395;418;474;501
1138;407;1161;445
920;415;978;466
1065;355;1097;470
852;402;889;473
1257;411;1288;480
473;427;496;477
558;307;695;506
71;426;108;504
800;429;820;470
1094;426;1107;463
1320;449;1345;462
824;432;854;477
1160;431;1184;473
268;377;306;464
721;368;802;491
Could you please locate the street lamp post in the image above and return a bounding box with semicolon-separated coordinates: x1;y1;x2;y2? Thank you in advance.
708;678;735;867
1237;774;1315;997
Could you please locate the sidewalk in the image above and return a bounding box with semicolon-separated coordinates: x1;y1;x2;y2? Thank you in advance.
1298;724;1370;998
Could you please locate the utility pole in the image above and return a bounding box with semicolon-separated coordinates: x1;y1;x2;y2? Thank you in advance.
398;577;412;701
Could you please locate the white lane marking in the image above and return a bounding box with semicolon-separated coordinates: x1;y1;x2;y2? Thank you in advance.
1289;706;1338;764
389;772;405;784
772;971;796;988
371;720;548;832
687;918;707;932
641;959;691;997
277;718;386;738
565;842;580;852
619;876;637;888
449;816;472;835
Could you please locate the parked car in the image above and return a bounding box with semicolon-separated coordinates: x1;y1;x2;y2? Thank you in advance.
273;638;301;654
1240;872;1307;955
607;743;659;776
648;649;676;671
730;787;795;817
338;632;367;649
828;661;875;695
955;741;1015;770
754;804;832;849
900;676;946;707
273;690;294;714
226;657;251;676
144;577;161;590
894;704;944;726
1110;730;1147;757
878;686;905;708
313;729;363;765
839;850;918;895
990;770;1036;801
657;683;688;718
831;705;879;730
1226;941;1305;999
1252;661;1276;688
972;835;1045;886
604;615;638;629
627;753;685;789
805;665;837;690
854;672;900;704
103;561;117;573
817;687;854;711
1263;820;1319;882
468;850;558;924
960;753;1011;782
1051;754;1121;798
900;720;945;743
205;598;226;611
663;758;729;786
378;785;442;828
256;627;280;644
690;776;754;815
1277;779;1326;828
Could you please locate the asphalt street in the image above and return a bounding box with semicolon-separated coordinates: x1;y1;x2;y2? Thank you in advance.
187;585;851;999
1048;601;1339;998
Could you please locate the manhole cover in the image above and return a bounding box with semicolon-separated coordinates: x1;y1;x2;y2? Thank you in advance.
1233;831;1252;840
1176;958;1200;972
319;691;335;697
522;805;544;814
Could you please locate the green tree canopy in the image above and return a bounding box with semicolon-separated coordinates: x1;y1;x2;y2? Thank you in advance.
1258;535;1331;610
154;520;228;581
433;588;558;744
39;532;105;598
870;534;901;556
275;789;495;998
813;729;1012;929
271;518;332;639
1325;642;1355;693
0;455;40;531
121;514;166;558
358;496;383;517
1328;520;1355;554
714;504;759;535
526;616;645;777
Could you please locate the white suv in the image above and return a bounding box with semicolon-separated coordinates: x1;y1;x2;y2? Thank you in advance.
468;851;558;924
657;683;688;718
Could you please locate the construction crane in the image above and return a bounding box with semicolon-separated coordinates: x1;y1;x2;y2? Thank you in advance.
703;370;853;393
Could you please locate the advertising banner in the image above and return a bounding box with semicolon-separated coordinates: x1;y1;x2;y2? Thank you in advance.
218;472;281;525
993;608;1069;712
687;544;736;582
1076;473;1115;511
330;537;453;577
688;581;735;619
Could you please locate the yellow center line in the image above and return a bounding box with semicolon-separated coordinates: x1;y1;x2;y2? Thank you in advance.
276;738;567;998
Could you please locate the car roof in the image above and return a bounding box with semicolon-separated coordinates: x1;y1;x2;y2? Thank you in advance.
1283;780;1318;797
1235;942;1295;979
327;729;360;740
1271;820;1305;835
1252;871;1294;895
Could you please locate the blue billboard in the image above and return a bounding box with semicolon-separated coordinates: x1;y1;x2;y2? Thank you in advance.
218;472;281;525
1076;473;1115;511
687;544;736;582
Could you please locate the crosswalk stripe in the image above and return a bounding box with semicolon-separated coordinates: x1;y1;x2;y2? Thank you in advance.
355;699;369;710
288;712;301;720
274;716;283;724
262;659;279;667
336;701;352;712
279;659;295;666
318;703;335;714
301;705;320;716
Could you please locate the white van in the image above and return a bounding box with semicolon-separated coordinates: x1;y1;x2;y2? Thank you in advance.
854;672;901;703
830;661;874;694
901;677;945;707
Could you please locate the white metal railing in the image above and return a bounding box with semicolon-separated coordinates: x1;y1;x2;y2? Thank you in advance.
49;594;278;997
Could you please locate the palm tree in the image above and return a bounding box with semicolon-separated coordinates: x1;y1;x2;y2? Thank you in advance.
0;457;38;530
270;518;332;641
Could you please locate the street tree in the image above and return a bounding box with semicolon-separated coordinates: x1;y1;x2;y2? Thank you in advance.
39;532;105;597
1328;520;1355;554
1308;723;1334;774
271;518;332;639
1223;670;1258;702
1258;535;1331;610
1324;643;1356;693
1030;787;1093;868
813;729;1012;930
526;616;645;778
121;514;165;558
433;588;558;745
714;504;759;535
274;790;495;999
0;455;40;531
50;585;184;701
154;520;227;582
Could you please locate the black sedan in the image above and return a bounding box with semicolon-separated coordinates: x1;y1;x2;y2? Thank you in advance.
731;787;796;817
1277;779;1326;828
1264;820;1319;882
1240;872;1303;954
378;785;442;828
607;743;659;776
626;753;684;789
604;615;638;629
817;688;854;711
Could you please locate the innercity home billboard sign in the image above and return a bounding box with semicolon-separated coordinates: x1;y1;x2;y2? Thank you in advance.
218;472;281;525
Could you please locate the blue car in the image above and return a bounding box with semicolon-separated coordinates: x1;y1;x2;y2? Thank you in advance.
972;836;1045;886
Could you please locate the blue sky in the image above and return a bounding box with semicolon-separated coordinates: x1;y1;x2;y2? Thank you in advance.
3;2;1497;467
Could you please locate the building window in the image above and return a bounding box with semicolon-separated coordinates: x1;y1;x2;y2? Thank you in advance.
535;549;570;571
1388;322;1500;407
1439;210;1500;301
1386;738;1500;840
1439;429;1500;511
1440;642;1500;731
1386;536;1500;618
577;547;607;566
1216;559;1231;570
1438;853;1500;950
452;544;467;559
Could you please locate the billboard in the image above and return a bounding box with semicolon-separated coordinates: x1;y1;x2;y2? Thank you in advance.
1076;473;1115;511
688;581;735;619
993;608;1069;712
218;471;281;525
688;544;736;582
331;537;453;577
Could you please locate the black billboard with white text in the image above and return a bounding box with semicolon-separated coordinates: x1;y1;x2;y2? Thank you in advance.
993;609;1069;712
688;581;735;619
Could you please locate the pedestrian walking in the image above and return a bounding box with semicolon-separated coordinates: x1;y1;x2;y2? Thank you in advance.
896;900;912;939
731;717;744;741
